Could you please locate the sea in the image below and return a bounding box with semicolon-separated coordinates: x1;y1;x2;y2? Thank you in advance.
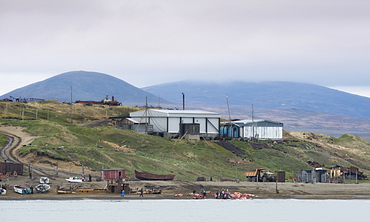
0;199;369;222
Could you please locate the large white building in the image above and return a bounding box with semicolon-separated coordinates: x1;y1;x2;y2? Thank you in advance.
220;119;283;141
128;109;221;139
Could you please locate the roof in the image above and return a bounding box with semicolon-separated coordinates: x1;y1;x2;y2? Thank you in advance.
101;169;125;171
224;119;283;126
130;109;220;118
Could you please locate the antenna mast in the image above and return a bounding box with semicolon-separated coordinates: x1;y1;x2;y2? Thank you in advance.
226;96;231;123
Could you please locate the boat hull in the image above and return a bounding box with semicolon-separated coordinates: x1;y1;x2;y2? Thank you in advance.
14;185;33;194
135;170;175;181
66;177;83;183
36;184;51;193
0;188;6;195
40;177;50;184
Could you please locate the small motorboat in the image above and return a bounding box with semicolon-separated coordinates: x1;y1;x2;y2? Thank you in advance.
40;177;50;184
14;185;33;194
66;177;84;183
0;187;6;195
36;183;51;193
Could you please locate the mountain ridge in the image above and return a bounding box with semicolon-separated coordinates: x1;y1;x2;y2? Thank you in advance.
0;71;171;107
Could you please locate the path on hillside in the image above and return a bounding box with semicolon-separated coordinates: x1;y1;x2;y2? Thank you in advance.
0;127;70;178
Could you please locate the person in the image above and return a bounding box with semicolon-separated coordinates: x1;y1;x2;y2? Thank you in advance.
88;174;92;182
193;189;196;194
201;187;206;198
140;188;144;197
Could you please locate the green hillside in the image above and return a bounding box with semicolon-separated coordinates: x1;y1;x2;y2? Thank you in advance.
1;101;370;181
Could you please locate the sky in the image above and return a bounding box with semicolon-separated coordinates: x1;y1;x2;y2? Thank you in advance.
1;0;370;97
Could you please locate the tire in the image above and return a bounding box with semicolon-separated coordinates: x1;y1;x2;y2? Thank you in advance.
262;177;267;182
251;177;256;182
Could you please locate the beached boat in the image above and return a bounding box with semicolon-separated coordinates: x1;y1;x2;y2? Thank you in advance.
66;177;84;183
40;177;50;184
13;185;33;194
35;183;51;193
0;187;6;195
134;170;175;181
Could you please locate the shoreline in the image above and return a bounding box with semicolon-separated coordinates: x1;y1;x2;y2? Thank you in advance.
2;175;370;200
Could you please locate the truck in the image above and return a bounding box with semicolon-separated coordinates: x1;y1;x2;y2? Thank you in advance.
245;168;275;182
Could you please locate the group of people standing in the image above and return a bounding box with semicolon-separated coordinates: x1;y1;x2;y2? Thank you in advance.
215;189;233;199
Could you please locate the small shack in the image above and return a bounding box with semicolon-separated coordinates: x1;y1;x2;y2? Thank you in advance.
101;169;126;180
298;169;327;183
0;162;23;175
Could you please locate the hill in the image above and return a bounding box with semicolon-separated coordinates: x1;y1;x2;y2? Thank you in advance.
143;81;370;137
0;71;171;107
1;101;370;181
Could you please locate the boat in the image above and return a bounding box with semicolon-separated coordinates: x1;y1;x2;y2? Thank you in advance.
0;187;6;195
66;177;84;183
13;185;33;194
134;170;175;181
35;183;51;193
40;177;50;184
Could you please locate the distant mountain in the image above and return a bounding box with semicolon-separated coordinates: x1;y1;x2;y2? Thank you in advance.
0;71;170;107
142;81;370;136
143;81;370;118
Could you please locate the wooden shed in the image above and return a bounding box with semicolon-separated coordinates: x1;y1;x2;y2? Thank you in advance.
0;162;24;175
101;169;126;180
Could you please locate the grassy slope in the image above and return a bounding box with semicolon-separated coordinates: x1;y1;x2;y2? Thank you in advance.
1;101;370;181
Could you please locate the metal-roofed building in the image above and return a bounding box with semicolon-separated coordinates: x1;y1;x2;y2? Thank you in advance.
129;109;221;139
221;119;283;141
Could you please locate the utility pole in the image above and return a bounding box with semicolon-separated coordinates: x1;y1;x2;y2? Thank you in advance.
70;86;73;125
182;93;185;110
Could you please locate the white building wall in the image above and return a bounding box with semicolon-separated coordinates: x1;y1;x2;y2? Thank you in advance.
241;125;282;140
206;118;220;134
168;117;180;133
129;109;220;137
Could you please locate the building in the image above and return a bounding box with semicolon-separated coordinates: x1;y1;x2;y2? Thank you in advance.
127;109;221;139
298;169;327;183
0;162;23;175
101;169;126;180
220;119;283;141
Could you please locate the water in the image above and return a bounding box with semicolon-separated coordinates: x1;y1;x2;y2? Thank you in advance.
0;199;369;222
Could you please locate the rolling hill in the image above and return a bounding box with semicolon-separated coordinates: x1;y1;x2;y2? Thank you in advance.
0;71;171;107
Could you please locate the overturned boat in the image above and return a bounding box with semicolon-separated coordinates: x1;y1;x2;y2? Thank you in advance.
36;184;51;193
14;185;33;194
135;170;175;181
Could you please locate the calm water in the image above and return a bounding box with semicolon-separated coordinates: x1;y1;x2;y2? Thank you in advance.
0;199;369;222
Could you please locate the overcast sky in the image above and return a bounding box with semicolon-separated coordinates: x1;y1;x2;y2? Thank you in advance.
1;0;370;97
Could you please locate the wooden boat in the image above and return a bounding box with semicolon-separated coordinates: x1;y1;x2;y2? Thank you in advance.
14;185;33;194
40;177;50;184
66;177;84;183
134;170;175;181
35;184;51;193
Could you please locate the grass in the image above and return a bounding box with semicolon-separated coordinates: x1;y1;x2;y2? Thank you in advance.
2;101;370;181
